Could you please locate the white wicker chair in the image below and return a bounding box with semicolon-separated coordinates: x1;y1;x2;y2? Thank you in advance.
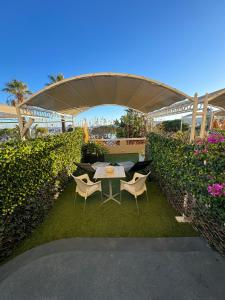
120;172;150;214
72;174;102;211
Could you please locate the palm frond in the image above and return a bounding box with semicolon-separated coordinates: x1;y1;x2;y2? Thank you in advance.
46;73;64;86
2;79;32;104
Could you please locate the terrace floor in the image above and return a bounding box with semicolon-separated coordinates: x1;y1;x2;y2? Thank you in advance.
12;179;197;257
1;237;225;300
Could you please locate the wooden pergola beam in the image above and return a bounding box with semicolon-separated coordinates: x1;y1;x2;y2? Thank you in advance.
200;93;209;138
209;111;214;130
15;101;25;139
190;93;198;142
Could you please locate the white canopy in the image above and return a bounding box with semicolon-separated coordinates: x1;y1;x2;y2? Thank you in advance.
22;73;192;114
207;88;225;109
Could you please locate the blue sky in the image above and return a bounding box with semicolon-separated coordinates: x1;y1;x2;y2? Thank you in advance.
1;0;225;122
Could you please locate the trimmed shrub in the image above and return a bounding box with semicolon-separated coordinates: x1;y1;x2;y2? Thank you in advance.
161;119;189;132
82;141;108;163
147;132;225;254
0;129;83;261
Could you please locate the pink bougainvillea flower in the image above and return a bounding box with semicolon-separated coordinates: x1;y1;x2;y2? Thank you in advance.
207;183;225;197
202;148;208;154
207;133;225;144
193;148;208;156
194;150;199;155
195;138;205;145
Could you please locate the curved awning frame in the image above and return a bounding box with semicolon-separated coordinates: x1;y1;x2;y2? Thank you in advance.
21;73;193;115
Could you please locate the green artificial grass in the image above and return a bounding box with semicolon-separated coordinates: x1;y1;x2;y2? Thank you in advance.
14;178;198;257
105;153;139;163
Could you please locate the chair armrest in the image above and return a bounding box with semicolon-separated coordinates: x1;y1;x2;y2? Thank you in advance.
120;179;128;184
125;172;144;184
88;180;101;190
133;172;145;180
76;174;92;184
120;178;134;186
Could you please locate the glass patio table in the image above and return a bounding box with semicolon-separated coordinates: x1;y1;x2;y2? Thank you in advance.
93;166;126;205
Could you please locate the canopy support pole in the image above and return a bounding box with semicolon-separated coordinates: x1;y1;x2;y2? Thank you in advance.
209;111;215;130
190;93;198;142
146;115;154;132
180;117;183;131
144;114;149;133
200;93;208;138
72;115;75;129
15;101;25;140
61;115;66;132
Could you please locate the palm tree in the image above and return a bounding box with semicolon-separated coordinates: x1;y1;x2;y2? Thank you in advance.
45;73;66;132
2;79;32;106
46;73;64;86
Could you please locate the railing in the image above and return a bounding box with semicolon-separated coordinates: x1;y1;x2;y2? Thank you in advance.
92;138;146;154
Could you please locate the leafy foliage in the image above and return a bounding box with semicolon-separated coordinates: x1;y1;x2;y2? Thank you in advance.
45;73;64;85
2;79;32;105
0;128;20;142
35;127;49;137
114;109;146;138
147;133;225;252
157;119;189;132
0;129;83;260
91;125;116;138
0;129;83;215
81;141;108;163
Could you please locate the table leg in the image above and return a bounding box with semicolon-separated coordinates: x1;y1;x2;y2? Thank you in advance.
101;179;121;205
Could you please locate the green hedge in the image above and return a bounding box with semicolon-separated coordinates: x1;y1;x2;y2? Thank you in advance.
147;132;225;253
0;129;83;261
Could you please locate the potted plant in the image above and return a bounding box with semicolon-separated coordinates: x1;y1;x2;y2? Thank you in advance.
82;141;108;163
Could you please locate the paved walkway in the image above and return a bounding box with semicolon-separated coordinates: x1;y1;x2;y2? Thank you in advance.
0;237;224;300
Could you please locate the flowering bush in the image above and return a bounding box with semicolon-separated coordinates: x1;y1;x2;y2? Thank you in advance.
148;132;225;253
208;183;225;197
193;132;225;198
207;132;225;144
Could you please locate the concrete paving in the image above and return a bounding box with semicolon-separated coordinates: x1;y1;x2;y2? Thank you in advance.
0;237;224;300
